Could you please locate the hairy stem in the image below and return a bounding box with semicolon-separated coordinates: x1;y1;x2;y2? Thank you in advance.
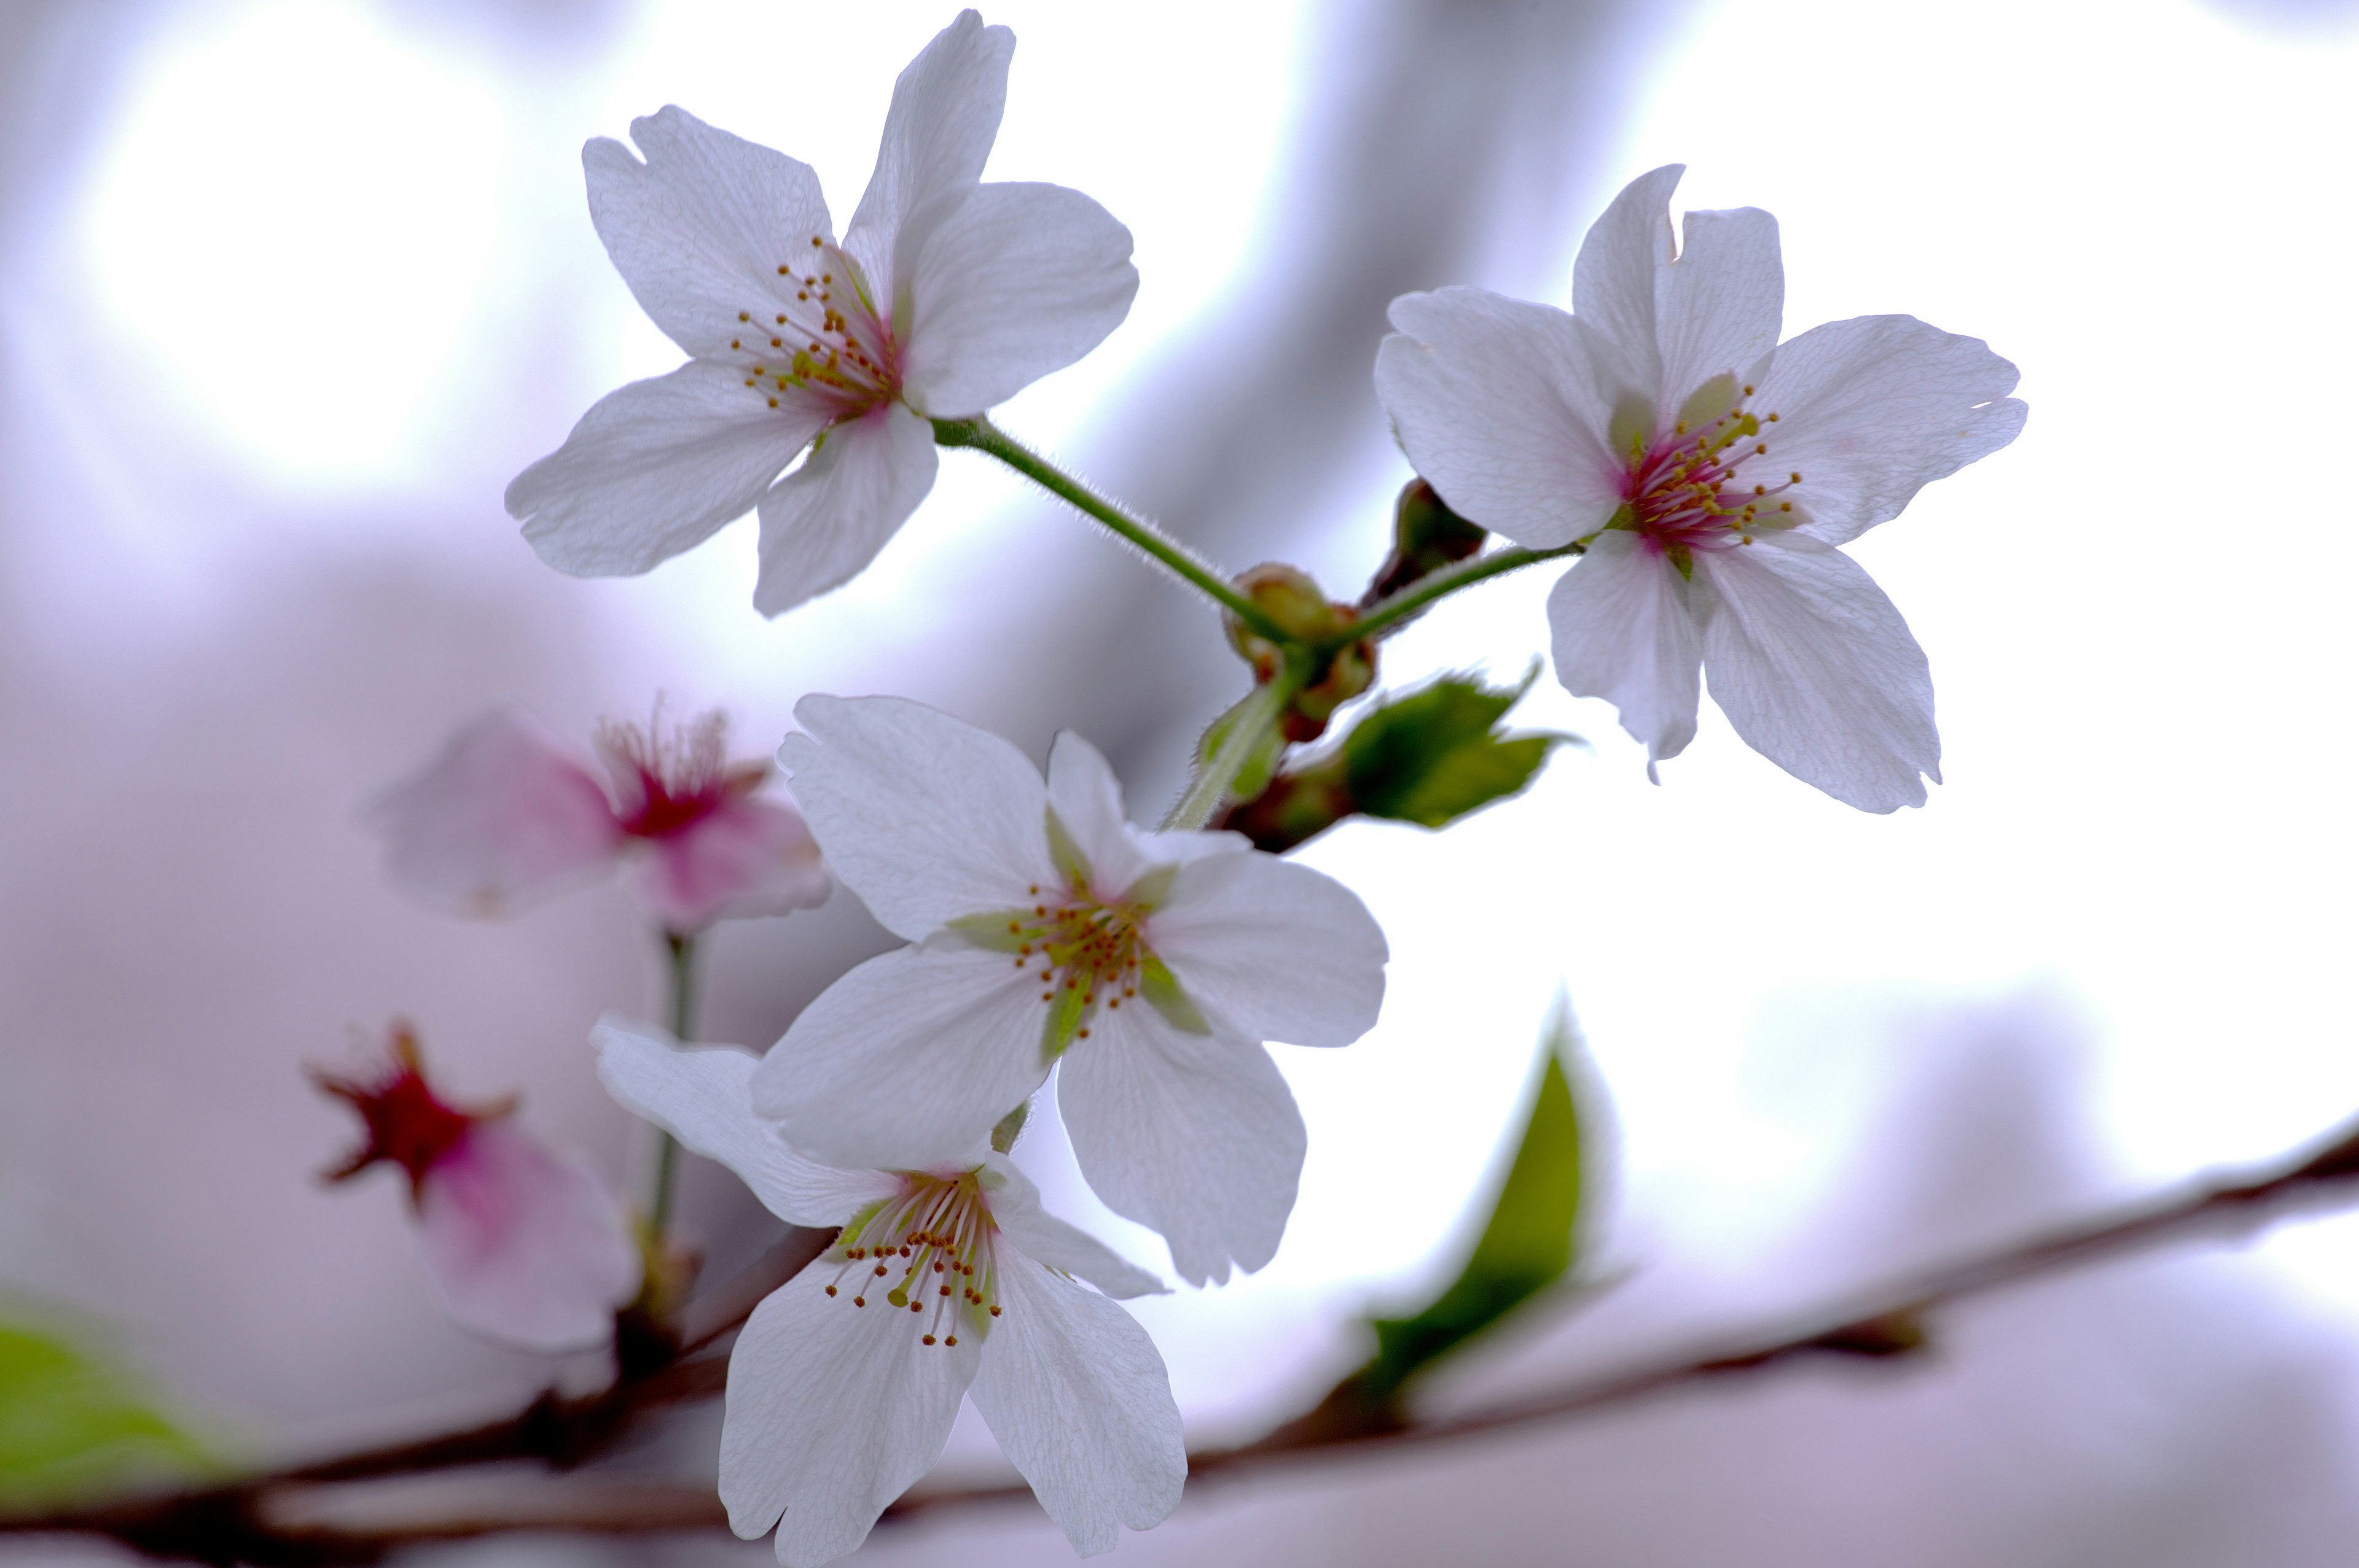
933;416;1291;643
1336;541;1584;649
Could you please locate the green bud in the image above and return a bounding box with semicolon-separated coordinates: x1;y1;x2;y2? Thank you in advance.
1218;564;1379;745
1216;668;1573;852
990;1101;1030;1155
1361;478;1487;607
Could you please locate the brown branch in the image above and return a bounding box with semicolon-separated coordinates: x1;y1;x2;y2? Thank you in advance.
0;1229;829;1565
12;1119;2359;1562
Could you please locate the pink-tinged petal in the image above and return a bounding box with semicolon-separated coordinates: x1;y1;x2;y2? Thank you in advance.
1044;732;1151;896
1058;1018;1304;1286
968;1254;1185;1557
754;945;1046;1172
720;1266;980;1566
413;1120;639;1353
753;401;940;616
898;182;1138;418
633;795;829;932
842;10;1013;313
1697;534;1939;813
508;361;829;578
364;707;622;918
1752;313;2027;545
1547;530;1706;771
778;695;1057;941
1150;854;1387;1049
1656;205;1783;407
1375;287;1621;547
980;1155;1165;1300
586;105;834;359
590;1020;894;1228
1569;164;1684;404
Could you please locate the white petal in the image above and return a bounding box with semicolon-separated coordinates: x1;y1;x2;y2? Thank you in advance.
1751;314;2027;545
1375;287;1622;547
1656;206;1783;407
587;105;834;359
898;182;1138;417
842;10;1013;312
363;707;620;917
1044;731;1152;895
591;1018;894;1228
753;402;940;617
980;1155;1165;1300
778;695;1055;941
1569;164;1684;404
1149;852;1387;1047
509;361;827;577
1058;1021;1305;1286
1698;534;1939;813
1546;529;1706;768
632;795;830;931
753;945;1048;1172
721;1266;980;1566
414;1121;639;1352
968;1255;1186;1556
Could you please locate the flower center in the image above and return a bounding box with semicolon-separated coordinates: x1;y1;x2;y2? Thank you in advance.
1614;373;1804;572
1006;881;1152;1049
724;235;899;416
313;1024;503;1201
597;709;764;841
821;1171;1000;1347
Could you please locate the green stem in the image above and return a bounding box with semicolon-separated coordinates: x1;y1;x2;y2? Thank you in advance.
647;930;700;1238
1164;660;1306;832
933;415;1293;644
1332;542;1584;652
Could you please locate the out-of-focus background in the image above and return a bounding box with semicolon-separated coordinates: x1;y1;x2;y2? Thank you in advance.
6;0;2359;1561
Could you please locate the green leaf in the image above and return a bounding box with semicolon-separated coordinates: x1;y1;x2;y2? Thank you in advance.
1358;1002;1590;1408
1341;669;1571;830
0;1317;206;1508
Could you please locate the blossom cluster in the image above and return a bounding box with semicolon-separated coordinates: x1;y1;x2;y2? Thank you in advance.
316;7;2023;1565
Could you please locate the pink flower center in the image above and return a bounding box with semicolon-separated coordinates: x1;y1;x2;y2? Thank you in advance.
314;1025;503;1201
821;1171;1001;1346
597;710;764;843
725;235;900;417
1621;380;1802;560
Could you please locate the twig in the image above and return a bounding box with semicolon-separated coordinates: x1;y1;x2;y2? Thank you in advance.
12;1117;2359;1561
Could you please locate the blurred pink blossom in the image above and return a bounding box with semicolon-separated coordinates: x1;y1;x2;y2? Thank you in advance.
366;705;829;932
315;1026;640;1353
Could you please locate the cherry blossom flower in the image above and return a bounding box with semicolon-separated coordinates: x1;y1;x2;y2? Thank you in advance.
316;1025;639;1352
1374;165;2027;812
593;1018;1183;1565
754;696;1388;1286
505;10;1138;617
366;705;827;933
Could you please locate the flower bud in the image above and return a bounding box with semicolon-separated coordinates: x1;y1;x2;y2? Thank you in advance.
1361;478;1487;606
1222;564;1378;743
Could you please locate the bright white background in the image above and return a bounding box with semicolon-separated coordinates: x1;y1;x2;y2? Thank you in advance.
5;0;2359;1561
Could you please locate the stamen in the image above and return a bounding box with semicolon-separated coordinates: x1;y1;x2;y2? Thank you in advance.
825;1171;1003;1343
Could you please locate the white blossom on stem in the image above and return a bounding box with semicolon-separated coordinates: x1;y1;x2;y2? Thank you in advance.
755;696;1388;1286
315;1026;639;1352
505;9;1137;616
1374;165;2026;812
366;705;827;932
593;1018;1183;1566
